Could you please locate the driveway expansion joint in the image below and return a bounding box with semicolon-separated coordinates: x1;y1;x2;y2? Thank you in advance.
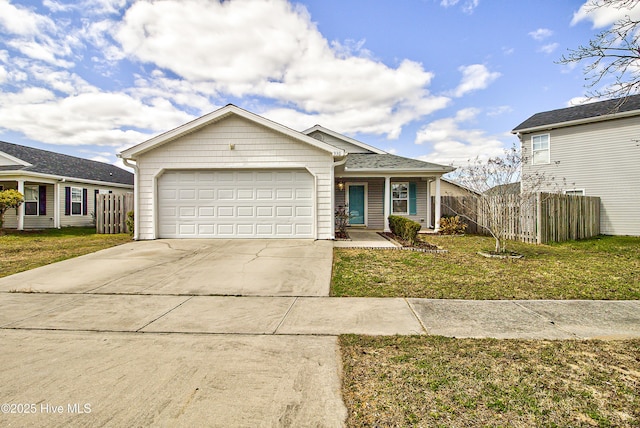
136;296;194;332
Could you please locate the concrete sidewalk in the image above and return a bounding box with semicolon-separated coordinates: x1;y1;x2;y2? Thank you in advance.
2;293;639;339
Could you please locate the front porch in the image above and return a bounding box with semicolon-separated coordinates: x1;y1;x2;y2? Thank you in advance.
333;176;444;233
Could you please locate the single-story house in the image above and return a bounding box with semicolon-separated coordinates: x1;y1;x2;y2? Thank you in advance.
0;141;134;229
512;94;640;235
119;104;454;240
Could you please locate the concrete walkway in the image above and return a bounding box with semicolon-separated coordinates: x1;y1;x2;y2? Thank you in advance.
2;293;639;339
333;229;398;248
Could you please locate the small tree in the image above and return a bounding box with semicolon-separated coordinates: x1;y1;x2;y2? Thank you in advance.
558;0;640;100
444;145;561;253
0;189;24;231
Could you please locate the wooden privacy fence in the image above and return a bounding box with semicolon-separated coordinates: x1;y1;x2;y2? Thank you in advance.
96;193;133;234
433;192;600;244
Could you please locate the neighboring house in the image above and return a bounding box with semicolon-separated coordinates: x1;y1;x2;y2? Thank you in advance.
0;141;134;230
119;105;454;240
512;94;640;236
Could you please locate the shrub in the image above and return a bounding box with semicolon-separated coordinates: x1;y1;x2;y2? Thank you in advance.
439;215;468;235
0;189;24;230
388;215;422;245
126;211;134;237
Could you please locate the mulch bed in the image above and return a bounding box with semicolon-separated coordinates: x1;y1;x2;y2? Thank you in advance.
380;232;441;250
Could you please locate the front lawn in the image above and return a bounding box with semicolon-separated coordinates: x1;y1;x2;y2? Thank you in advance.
0;227;132;278
341;335;640;427
332;235;640;300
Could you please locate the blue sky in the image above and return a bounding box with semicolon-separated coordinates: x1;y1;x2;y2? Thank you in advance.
0;0;637;170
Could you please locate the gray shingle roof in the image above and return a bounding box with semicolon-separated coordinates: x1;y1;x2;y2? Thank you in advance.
345;153;453;172
512;94;640;132
0;141;134;186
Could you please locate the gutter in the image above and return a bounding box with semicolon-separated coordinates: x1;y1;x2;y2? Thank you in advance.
119;157;140;240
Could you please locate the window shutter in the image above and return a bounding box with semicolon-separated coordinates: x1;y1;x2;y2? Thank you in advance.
82;188;88;215
39;185;47;215
94;189;98;213
65;186;71;216
409;182;417;215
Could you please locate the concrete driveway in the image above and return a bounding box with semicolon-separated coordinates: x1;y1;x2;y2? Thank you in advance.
0;239;334;296
0;238;346;427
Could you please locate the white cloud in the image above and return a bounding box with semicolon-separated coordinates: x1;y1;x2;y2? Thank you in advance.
113;0;448;138
539;42;559;54
0;89;193;147
415;108;507;165
572;0;640;28
528;28;553;41
440;0;479;14
452;64;501;97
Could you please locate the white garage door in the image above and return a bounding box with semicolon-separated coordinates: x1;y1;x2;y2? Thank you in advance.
157;170;315;238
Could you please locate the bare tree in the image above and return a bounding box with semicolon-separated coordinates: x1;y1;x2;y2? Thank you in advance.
444;146;562;253
558;0;640;101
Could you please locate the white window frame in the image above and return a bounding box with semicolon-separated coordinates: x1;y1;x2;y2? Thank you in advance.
532;134;550;165
24;184;39;216
391;182;409;215
71;186;83;216
564;189;585;196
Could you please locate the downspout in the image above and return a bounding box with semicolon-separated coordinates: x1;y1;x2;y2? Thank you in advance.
120;157;139;240
331;155;348;240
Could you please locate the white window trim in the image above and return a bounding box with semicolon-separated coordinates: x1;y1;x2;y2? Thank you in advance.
391;181;409;215
71;186;83;216
564;189;585;196
24;184;39;216
532;133;550;165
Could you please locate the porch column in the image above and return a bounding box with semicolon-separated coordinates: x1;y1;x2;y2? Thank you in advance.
54;182;61;228
426;178;433;229
17;180;24;230
383;176;391;232
434;176;441;232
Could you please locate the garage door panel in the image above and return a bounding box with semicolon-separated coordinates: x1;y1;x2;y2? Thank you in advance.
218;189;234;200
198;207;215;217
256;189;273;200
158;170;314;238
218;206;234;217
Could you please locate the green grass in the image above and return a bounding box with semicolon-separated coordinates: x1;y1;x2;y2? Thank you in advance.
0;227;132;278
340;335;640;428
332;235;640;300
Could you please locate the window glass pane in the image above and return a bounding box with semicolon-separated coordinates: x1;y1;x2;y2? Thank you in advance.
392;200;408;214
72;202;82;215
533;135;548;150
533;150;549;164
24;185;39;201
71;187;82;202
25;201;38;216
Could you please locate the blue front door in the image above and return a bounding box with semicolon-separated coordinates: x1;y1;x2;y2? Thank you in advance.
348;185;365;225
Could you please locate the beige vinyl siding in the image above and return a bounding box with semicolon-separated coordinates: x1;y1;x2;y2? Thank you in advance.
521;115;640;235
309;131;373;154
1;183;55;229
60;183;131;228
433;180;470;197
135;115;335;240
0;181;130;229
336;178;429;229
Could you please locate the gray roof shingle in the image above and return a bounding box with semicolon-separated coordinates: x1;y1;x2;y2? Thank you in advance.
512;94;640;132
0;141;134;186
345;153;453;172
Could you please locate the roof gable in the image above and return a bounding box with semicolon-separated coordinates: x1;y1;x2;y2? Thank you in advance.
512;94;640;133
0;141;134;186
120;105;345;159
302;125;385;154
